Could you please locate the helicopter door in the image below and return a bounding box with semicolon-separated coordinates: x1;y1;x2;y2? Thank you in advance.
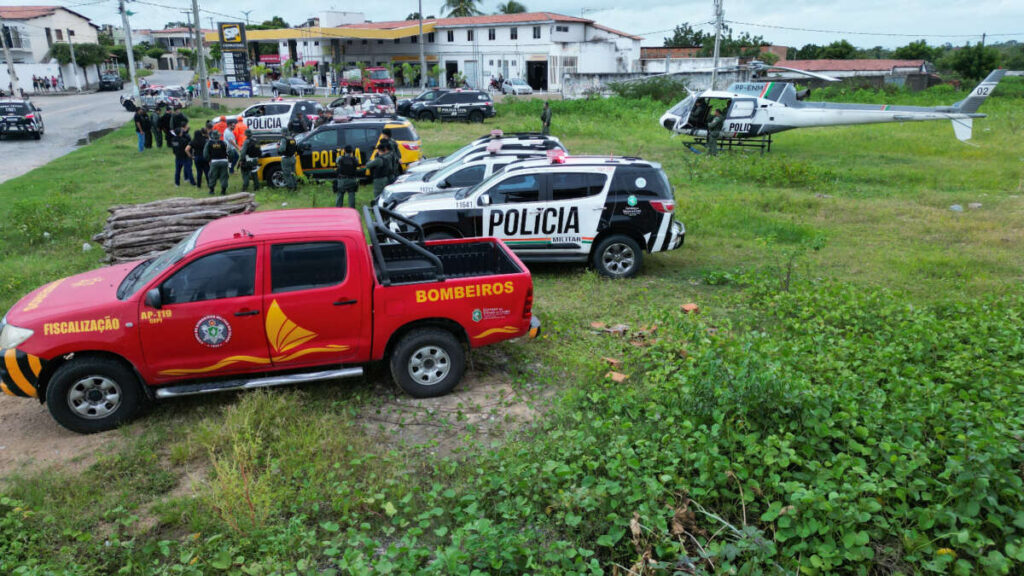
724;99;756;136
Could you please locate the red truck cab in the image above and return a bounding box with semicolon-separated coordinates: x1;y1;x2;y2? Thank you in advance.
340;67;395;95
0;208;538;433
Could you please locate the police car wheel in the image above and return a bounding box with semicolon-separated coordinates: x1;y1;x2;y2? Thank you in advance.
391;328;465;398
469;110;484;123
592;235;643;279
418;111;435;122
265;165;286;188
45;357;142;434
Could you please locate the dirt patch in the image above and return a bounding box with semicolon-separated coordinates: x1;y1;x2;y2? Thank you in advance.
0;395;124;476
358;371;550;456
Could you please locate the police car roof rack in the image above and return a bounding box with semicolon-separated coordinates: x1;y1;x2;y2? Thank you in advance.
363;206;445;287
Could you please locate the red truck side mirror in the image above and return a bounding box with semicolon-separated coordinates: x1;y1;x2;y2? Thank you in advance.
145;288;163;309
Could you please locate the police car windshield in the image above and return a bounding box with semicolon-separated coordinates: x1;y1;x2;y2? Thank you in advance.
117;228;202;299
455;168;506;199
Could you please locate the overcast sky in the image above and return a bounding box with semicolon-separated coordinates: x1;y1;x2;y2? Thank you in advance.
8;0;1022;49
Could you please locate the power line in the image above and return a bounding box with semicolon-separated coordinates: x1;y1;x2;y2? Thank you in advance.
725;19;1023;39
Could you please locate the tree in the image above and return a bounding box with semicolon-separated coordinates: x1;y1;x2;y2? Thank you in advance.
663;22;706;48
48;42;107;87
97;32;114;46
894;39;937;61
442;0;482;17
400;62;421;86
163;21;190;29
947;42;999;80
794;44;822;59
496;1;527;14
249;16;289;30
758;51;779;65
146;46;167;60
819;40;856;59
110;44;145;64
405;12;437;20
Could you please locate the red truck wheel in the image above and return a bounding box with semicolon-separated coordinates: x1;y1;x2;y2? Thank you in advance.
390;329;465;398
45;357;143;434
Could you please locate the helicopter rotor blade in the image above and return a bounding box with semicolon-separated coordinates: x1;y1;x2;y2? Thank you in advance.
763;65;840;82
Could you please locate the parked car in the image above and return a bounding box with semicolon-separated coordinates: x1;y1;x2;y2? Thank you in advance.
409;89;494;123
388;153;685;278
501;78;533;95
397;88;448;116
0;207;539;433
257;116;421;188
272;77;315;96
224;99;320;138
99;73;124;91
0;100;44;140
405;132;565;175
330;92;395;117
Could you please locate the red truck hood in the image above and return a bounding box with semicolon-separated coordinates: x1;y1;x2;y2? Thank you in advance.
5;262;139;326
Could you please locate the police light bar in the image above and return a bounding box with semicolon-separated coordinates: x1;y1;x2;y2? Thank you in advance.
547;149;567;163
490;129;503;137
486;141;503;154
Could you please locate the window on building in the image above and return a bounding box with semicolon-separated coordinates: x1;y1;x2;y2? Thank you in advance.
555;25;569;32
394;38;400;44
510;27;518;40
361;39;367;45
55;29;63;41
532;26;541;39
428;32;435;42
447;30;454;42
412;35;418;43
314;41;320;46
346;40;352;45
488;60;493;66
302;41;307;46
44;27;52;47
68;29;74;37
488;28;495;40
467;30;474;41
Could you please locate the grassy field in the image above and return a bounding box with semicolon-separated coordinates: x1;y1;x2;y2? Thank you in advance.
0;80;1022;575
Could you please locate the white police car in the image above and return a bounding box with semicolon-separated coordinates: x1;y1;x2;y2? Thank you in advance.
389;153;684;278
406;131;565;175
212;99;320;136
378;148;551;207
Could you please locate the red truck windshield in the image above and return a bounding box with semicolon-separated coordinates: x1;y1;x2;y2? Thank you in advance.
368;70;390;80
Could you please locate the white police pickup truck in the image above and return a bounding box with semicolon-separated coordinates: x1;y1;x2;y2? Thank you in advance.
388;153;684;278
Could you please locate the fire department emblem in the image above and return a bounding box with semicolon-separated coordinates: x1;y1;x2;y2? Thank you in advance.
195;315;232;348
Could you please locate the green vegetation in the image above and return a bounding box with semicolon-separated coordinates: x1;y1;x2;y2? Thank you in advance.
1;80;1023;574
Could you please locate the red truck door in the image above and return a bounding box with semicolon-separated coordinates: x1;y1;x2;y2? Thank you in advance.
139;246;272;380
261;239;370;368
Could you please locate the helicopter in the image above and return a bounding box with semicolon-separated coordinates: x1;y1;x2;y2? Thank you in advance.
659;64;1006;147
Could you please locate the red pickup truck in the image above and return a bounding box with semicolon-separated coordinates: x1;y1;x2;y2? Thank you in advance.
0;207;539;433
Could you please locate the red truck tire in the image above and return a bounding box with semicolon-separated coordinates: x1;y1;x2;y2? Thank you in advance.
45;357;143;434
390;328;465;398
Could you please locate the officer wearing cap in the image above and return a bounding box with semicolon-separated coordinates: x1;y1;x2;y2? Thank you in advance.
364;141;391;200
204;130;231;195
277;127;298;191
334;145;359;208
240;128;262;192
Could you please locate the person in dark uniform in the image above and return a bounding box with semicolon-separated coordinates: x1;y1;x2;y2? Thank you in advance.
240;129;262;192
364;141;390;200
149;106;163;148
287;112;309;135
333;145;359;208
204;130;231;195
540;101;552;135
158;108;173;150
706;108;725;156
277;128;298;191
170;105;189;135
170;127;195;186
188;122;210;189
133;109;147;152
379;128;402;184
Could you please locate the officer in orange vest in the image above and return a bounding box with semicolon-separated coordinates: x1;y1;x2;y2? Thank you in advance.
212;115;228;139
233;116;247;148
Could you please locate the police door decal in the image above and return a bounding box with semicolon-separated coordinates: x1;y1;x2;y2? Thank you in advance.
483;174;550;250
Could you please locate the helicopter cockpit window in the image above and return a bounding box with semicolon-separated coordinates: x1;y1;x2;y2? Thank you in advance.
729;100;756;119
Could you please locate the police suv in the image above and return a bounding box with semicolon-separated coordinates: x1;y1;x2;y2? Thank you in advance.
0;100;44;140
378;149;552;207
389;153;685;278
216;100;320;137
407;132;565;175
409;89;495;123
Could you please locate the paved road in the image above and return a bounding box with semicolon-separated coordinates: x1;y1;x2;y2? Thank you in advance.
0;70;192;184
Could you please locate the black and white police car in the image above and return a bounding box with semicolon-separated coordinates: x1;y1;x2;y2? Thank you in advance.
406;131;565;174
215;99;320;137
378;148;552;207
388;152;684;278
409;89;495;123
0;100;44;140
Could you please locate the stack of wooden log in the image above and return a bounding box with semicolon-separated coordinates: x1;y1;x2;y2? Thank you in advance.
93;193;258;264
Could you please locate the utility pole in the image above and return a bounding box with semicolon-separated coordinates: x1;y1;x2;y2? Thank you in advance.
191;0;210;107
119;0;140;100
241;10;252;25
710;0;723;90
0;16;21;96
418;0;426;89
67;30;82;91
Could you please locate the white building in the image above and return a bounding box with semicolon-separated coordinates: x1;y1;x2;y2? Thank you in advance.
152;27;212;70
0;5;100;92
229;12;642;92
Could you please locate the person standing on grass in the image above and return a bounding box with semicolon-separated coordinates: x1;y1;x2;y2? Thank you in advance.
133;108;147;152
171;127;196;187
277;128;299;191
158;107;173;150
365;141;391;200
204;130;231;195
334;145;359;208
149;106;163;148
540;101;552;135
239;129;262;192
706;108;725;156
188;122;211;189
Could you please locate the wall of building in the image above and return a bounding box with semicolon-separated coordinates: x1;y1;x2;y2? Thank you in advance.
0;62;101;93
